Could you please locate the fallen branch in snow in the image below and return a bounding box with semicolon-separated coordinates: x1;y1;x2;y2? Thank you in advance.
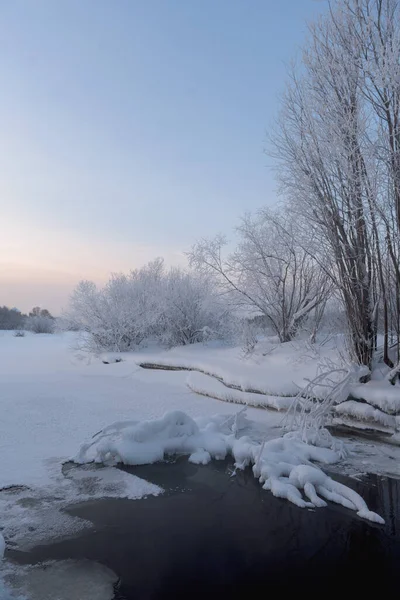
139;361;293;398
139;363;189;372
73;410;384;524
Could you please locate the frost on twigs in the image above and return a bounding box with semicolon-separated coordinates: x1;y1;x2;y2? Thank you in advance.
74;410;384;525
283;357;367;454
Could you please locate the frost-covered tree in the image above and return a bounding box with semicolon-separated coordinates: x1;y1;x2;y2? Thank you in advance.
25;307;55;334
66;259;231;352
67;259;165;352
160;268;229;347
189;209;331;343
271;0;400;370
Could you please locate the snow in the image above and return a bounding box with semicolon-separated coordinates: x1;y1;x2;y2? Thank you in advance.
1;559;117;600
0;581;27;600
0;328;398;591
350;381;400;415
138;340;400;434
186;371;294;410
0;331;280;553
75;409;384;524
334;400;397;430
136;338;343;397
0;332;276;490
75;410;231;466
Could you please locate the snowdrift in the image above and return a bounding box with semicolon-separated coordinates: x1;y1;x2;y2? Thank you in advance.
74;410;384;524
333;381;400;434
136;341;400;436
186;372;294;410
136;339;339;397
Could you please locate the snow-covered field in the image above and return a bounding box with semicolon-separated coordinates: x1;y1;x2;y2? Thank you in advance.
1;332;400;598
0;332;282;598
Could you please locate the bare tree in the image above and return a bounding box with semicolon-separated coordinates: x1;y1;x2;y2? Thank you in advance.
347;0;400;366
272;2;380;367
189;208;331;343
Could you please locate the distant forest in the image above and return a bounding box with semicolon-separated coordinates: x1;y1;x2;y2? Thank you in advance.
0;306;54;333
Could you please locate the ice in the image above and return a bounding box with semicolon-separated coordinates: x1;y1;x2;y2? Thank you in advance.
0;580;27;600
0;329;394;572
0;465;162;553
0;331;282;556
1;559;117;600
0;533;5;559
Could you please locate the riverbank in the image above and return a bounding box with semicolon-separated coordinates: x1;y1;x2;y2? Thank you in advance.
4;458;400;599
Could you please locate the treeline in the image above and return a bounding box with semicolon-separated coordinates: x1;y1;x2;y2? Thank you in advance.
0;306;55;334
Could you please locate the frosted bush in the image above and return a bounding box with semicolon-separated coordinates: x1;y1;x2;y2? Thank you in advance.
25;315;54;334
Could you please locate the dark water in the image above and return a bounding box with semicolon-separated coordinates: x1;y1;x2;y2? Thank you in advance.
9;459;400;598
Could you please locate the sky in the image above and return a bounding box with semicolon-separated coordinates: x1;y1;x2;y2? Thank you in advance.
0;0;328;314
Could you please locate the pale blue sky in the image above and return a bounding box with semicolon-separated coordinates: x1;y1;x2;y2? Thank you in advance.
0;0;328;313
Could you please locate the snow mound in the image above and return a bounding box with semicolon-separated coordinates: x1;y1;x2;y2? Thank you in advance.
350;382;400;415
136;337;340;397
186;371;293;410
75;410;229;466
74;410;384;524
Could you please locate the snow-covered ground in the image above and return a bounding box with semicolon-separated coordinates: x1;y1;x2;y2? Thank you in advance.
134;338;400;435
1;332;400;597
0;332;282;597
134;337;340;396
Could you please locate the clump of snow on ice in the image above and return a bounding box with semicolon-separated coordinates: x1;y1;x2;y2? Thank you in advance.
75;410;384;524
188;449;211;464
0;465;162;553
75;411;229;466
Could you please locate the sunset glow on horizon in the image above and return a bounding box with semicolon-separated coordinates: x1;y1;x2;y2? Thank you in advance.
0;0;328;313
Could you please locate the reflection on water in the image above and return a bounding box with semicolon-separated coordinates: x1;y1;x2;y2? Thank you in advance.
9;458;400;598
